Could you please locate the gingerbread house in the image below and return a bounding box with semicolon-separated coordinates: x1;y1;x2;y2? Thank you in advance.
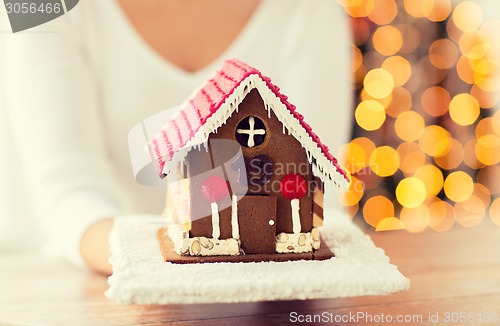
152;59;350;263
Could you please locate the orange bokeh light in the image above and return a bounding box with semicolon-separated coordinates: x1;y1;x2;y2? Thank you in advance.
368;0;397;25
363;68;395;98
489;198;500;226
444;171;474;202
404;0;427;18
459;31;489;60
419;125;451;157
386;87;413;117
463;139;484;169
400;205;430;233
454;199;485;228
414;164;444;198
341;0;375;17
446;16;463;44
471;85;500;109
339;142;367;174
475;134;500;165
398;142;427;175
361;88;393;108
429;39;458;69
363;195;395;227
421;86;451;117
454;183;490;227
376;217;406;231
339;176;365;206
382;56;412;86
452;1;483;32
475;117;495;138
351;137;376;159
449;93;480;126
352;45;363;72
428;199;455;232
396;177;427;208
355;100;387;131
351;18;372;46
494;111;500;136
456;56;475;84
369;146;400;177
395;111;425;142
425;0;452;22
477;166;500;195
398;24;421;54
434;138;464;170
372;26;403;56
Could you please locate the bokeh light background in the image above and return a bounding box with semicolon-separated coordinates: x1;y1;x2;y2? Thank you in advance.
337;0;500;231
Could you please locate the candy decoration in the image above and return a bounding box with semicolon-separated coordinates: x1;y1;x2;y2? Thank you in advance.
280;174;308;234
280;174;307;199
202;175;229;239
202;175;229;203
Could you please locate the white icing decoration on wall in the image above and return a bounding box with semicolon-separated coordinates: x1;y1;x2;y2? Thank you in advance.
231;194;239;239
236;116;266;148
291;198;301;234
211;202;220;239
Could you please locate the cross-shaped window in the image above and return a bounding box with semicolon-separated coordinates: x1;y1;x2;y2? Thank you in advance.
235;116;267;148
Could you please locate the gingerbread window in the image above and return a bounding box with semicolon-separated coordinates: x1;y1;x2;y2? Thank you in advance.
235;116;267;148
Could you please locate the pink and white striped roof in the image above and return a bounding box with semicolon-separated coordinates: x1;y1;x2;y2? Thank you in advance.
151;59;349;185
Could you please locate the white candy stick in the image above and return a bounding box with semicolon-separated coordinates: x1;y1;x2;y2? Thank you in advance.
211;202;220;239
231;195;239;239
291;198;301;234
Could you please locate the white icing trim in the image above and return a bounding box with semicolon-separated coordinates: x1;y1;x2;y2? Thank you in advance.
211;202;220;239
291;198;301;234
162;74;349;191
231;194;239;239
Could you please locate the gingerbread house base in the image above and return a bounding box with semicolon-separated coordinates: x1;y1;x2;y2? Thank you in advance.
157;227;334;264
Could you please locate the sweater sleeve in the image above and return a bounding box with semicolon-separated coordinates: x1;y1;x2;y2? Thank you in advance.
4;14;124;267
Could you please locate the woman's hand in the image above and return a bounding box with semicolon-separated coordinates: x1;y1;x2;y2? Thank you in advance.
80;218;113;275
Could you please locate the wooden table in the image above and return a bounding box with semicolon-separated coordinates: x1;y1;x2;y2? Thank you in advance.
1;218;499;326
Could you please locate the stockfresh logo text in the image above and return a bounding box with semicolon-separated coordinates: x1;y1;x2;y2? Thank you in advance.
3;0;79;33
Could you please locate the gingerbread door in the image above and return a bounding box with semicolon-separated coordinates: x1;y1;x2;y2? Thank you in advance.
237;195;277;254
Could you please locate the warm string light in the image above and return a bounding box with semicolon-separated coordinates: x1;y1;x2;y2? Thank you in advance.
338;0;500;231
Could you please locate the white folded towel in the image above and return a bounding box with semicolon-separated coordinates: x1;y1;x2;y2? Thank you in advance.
106;210;409;304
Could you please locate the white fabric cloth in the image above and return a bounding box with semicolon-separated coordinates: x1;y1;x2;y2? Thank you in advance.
106;209;409;304
1;1;352;265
